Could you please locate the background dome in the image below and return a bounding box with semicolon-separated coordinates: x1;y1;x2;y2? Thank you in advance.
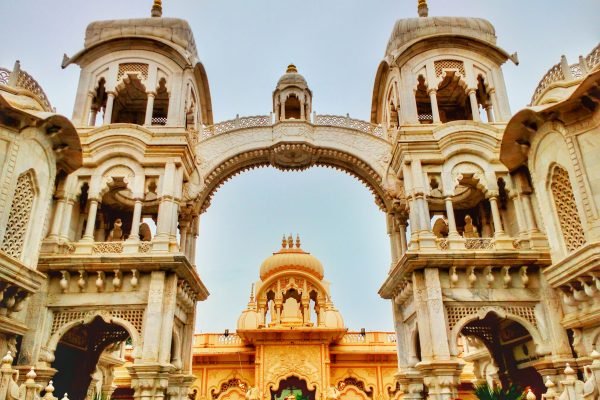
259;235;324;280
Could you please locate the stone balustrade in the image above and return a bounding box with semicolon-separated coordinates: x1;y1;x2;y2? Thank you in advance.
541;351;599;400
64;240;156;255
531;44;600;105
340;331;397;344
200;113;386;140
435;237;516;251
0;351;68;400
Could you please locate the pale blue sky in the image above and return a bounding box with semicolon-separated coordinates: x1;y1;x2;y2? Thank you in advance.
1;1;598;332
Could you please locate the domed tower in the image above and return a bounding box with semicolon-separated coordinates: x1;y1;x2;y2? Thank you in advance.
237;234;343;332
273;64;312;122
377;2;565;398
64;0;213;129
371;0;516;128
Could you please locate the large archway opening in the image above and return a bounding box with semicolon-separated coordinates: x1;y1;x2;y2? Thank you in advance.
457;312;544;395
271;376;315;400
51;316;131;400
195;166;391;333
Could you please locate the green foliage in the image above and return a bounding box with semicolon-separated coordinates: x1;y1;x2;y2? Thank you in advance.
474;384;526;400
294;393;309;400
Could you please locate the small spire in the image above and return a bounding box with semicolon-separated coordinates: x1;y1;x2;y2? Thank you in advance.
249;283;255;302
417;0;429;17
287;234;294;248
286;64;298;73
151;0;162;17
281;234;287;249
296;234;301;248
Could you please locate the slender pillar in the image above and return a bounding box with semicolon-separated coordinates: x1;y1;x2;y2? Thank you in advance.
398;221;408;254
128;199;143;241
488;195;505;236
387;214;399;264
179;220;189;254
81;198;100;242
280;101;285;121
444;197;459;238
103;92;115;125
512;194;527;236
83;91;95;126
485;105;495;123
300;99;305;120
428;89;441;123
467;89;480;122
48;198;66;239
144;92;156;126
88;108;99;127
521;194;539;232
59;198;75;241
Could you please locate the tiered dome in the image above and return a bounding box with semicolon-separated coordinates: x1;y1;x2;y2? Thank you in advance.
259;235;324;280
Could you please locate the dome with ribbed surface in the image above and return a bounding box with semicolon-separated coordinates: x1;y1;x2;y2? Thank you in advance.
385;16;497;58
259;235;324;280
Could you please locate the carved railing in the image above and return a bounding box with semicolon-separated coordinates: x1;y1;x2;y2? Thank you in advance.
436;238;449;250
531;44;600;105
541;353;599;400
0;65;53;112
313;114;385;138
92;242;124;254
464;238;495;250
202;115;272;139
0;351;65;400
193;333;244;347
340;331;398;344
200;113;386;140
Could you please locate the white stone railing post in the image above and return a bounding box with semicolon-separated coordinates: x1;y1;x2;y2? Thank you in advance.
42;381;58;400
582;350;600;399
559;363;584;400
22;368;40;400
541;376;558;400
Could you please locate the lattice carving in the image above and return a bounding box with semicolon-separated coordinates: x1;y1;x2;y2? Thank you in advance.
585;44;600;70
211;378;247;399
138;241;152;253
337;377;372;396
342;333;366;343
117;63;149;82
51;308;145;335
16;69;52;110
464;238;494;250
531;63;565;104
445;305;537;331
217;334;242;345
0;68;9;85
550;165;586;253
434;60;466;78
1;171;35;259
92;242;124;254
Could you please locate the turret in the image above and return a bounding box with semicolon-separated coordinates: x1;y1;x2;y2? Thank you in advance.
273;65;312;122
371;0;517;127
63;0;213;129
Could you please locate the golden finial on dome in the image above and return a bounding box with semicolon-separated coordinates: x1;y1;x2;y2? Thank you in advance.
286;64;298;73
287;234;294;249
296;234;301;248
151;0;163;17
249;283;255;302
281;234;287;249
417;0;429;17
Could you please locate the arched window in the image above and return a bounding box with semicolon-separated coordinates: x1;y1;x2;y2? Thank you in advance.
284;94;301;120
415;75;433;124
152;77;169;126
1;171;35;259
550;165;586;253
112;74;147;125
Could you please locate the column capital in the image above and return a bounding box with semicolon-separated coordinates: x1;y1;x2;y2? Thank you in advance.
466;87;477;95
486;191;499;199
146;91;157;97
427;88;437;96
106;90;117;97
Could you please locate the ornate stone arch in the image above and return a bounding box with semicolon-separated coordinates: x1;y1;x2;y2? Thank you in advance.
268;374;319;397
92;156;145;196
196;143;398;214
47;309;143;359
448;306;545;356
210;378;250;400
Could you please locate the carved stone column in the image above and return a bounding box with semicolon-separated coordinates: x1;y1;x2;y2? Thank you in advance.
467;89;480;122
103;92;115;125
428;89;441;124
81;198;100;242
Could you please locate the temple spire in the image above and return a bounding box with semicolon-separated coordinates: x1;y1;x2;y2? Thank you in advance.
418;0;429;17
151;0;162;17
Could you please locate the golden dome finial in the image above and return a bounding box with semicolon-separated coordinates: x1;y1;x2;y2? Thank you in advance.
151;0;163;17
281;234;287;249
287;234;294;248
296;234;301;248
286;64;298;73
418;0;429;17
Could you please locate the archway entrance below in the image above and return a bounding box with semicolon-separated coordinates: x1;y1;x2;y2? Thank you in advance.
459;313;544;394
51;316;130;400
271;376;315;400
